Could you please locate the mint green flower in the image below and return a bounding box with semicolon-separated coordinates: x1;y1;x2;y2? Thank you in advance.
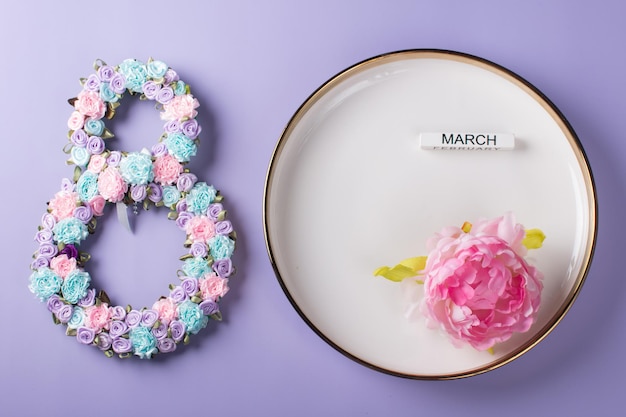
130;326;157;359
99;82;118;103
147;60;168;78
118;59;148;93
84;118;105;136
182;257;210;278
29;268;62;300
77;171;98;202
67;306;86;329
186;182;216;215
174;80;187;95
162;185;181;208
70;146;90;167
164;132;197;162
208;235;235;260
53;217;88;245
177;300;208;335
62;270;91;304
120;152;154;185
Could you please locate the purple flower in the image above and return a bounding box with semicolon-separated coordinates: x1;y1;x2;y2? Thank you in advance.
175;211;193;230
84;74;101;91
70;129;88;147
151;142;168;157
41;213;56;230
199;300;219;316
109;320;130;338
208;203;224;221
156;86;174;104
169;320;186;342
59;244;79;259
169;286;187;303
38;242;58;260
157;338;177;353
61;178;75;192
57;304;74;323
147;183;163;203
176;173;197;193
76;327;95;345
109;72;126;94
46;294;63;313
125;310;142;328
112;337;133;354
107;151;122;167
96;332;112;350
215;220;233;235
181;119;201;139
87;136;105;155
175;199;188;213
213;258;233;278
164;68;179;84
152;322;168;340
163;120;180;134
98;65;115;82
77;288;96;307
180;277;198;296
142;80;161;99
35;227;54;243
141;310;159;327
110;306;126;320
131;184;147;202
190;242;207;258
73;205;93;224
31;256;49;270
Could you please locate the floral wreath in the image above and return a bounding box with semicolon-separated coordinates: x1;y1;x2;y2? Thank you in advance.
29;59;236;359
374;213;545;353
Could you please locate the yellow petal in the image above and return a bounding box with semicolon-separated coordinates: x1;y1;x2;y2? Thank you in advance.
373;256;427;282
522;228;546;249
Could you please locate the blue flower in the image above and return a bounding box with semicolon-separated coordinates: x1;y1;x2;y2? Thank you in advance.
177;300;208;335
130;326;158;359
77;171;99;202
119;152;154;185
164;132;197;162
182;257;211;278
29;268;62;300
186;182;216;215
67;306;86;329
70;146;90;167
117;59;148;93
84;118;105;136
53;217;88;245
174;81;187;95
62;270;91;304
146;60;168;78
208;235;235;260
99;82;118;103
162;185;181;208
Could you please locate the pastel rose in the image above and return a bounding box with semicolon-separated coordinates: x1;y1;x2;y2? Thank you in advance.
110;306;126;320
160;94;199;121
84;303;111;332
75;89;106;119
87;154;107;173
207;203;224;221
125;310;142;328
130;184;147;202
35;229;53;244
157;338;177;353
151;142;169;157
199;274;229;301
77;288;96;307
175;199;187;213
48;190;79;221
70;129;88;147
198;299;219;316
180;277;198;296
147;183;163;203
216;220;233;235
153;154;183;185
41;213;56;230
168;320;186;342
156;86;174;104
163;120;179;136
50;254;77;279
112;337;132;354
87;136;105;155
213;258;233;278
38;242;58;260
185;215;216;242
169;286;187;303
88;195;106;217
181;119;201;139
189;241;208;258
418;231;543;351
176;173;197;192
152;322;168;339
57;304;74;323
152;298;178;325
109;320;129;338
96;332;112;351
106;151;122;167
142;80;161;99
76;327;96;345
97;166;128;203
46;294;64;313
31;256;49;270
141;310;159;327
175;211;193;230
97;65;115;82
109;72;126;94
68;111;85;131
73;205;93;223
164;68;179;84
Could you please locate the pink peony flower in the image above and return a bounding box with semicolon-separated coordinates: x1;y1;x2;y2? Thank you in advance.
185;215;216;242
152;298;178;324
199;274;229;301
419;220;543;351
97;167;128;203
50;254;77;279
84;303;111;332
75;90;106;120
472;212;527;256
48;191;79;221
88;195;106;216
153;154;183;185
160;94;199;121
87;154;107;173
67;111;85;131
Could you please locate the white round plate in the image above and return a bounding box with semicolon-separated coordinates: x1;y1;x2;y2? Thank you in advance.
264;50;596;379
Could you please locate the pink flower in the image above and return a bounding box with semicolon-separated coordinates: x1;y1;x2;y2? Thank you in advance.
67;111;85;130
152;298;178;324
160;94;199;121
84;303;111;332
87;154;107;173
97;167;128;202
74;90;106;119
48;190;79;221
50;254;77;279
419;227;543;351
88;195;106;216
153;154;183;185
185;215;216;242
472;212;527;256
199;274;229;301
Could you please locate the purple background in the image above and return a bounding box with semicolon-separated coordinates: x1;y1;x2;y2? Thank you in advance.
2;1;625;415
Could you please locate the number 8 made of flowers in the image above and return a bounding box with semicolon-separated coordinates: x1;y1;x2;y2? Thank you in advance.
29;59;236;359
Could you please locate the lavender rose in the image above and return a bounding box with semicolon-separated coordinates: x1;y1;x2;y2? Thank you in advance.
169;320;186;342
76;327;96;345
125;310;142;328
109;320;130;338
157;338;177;353
213;258;233;278
112;337;133;354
